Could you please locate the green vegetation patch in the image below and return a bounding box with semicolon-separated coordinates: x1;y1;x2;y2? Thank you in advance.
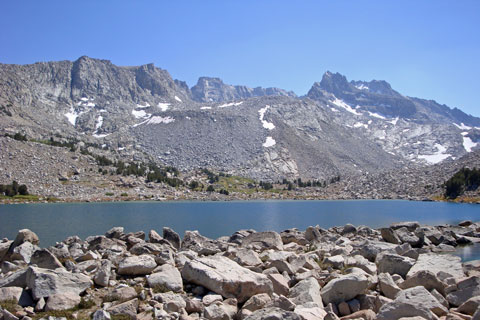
444;167;480;199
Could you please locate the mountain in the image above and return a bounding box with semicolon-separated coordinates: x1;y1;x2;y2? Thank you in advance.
0;57;479;183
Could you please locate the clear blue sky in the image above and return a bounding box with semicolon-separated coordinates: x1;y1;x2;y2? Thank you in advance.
1;1;479;116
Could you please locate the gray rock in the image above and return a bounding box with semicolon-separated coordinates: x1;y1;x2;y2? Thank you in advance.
147;263;183;293
117;254;157;276
353;240;397;262
94;259;112;287
244;307;302;320
267;273;289;296
45;292;81;311
396;227;424;247
376;252;415;278
390;221;420;232
30;249;63;269
407;253;464;280
241;232;284;251
446;276;480;307
377;286;448;320
289;277;323;308
203;293;224;306
163;227;181;250
26;266;92;300
204;300;237;320
400;270;446;295
107;298;138;320
243;293;272;312
457;296;480;315
0;286;23;302
232;248;263;267
106;286;138;302
338;301;350;316
181;255;273;303
92;310;111;320
381;228;401;244
10;242;37;263
378;273;401;299
181;230;221;255
294;305;328;320
320;273;369;305
105;227;124;239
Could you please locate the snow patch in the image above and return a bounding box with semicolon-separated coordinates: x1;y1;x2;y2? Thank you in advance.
80;97;89;101
64;107;79;126
92;133;111;138
136;103;151;109
263;136;276;148
174;96;182;102
147;116;175;124
118;147;125;151
454;123;472;130
218;101;244;108
388;117;399;125
353;122;368;129
258;105;275;130
418;143;451;164
331;98;361;115
330;108;339;112
463;136;477;152
132;109;148;119
95;116;103;130
157;103;170;111
368;111;386;120
200;106;212;110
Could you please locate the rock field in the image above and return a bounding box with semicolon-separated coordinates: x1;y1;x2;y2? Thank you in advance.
1;220;480;320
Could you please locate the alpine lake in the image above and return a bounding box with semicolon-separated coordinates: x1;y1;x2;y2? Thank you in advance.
0;199;479;261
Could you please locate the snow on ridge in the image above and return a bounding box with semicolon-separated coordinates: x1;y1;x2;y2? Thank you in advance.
388;117;399;126
463;136;477;152
174;96;182;102
331;98;361;115
355;84;369;91
367;111;386;120
454;123;472;130
147;116;175;125
418;143;451;164
263;136;276;148
258;105;275;130
157;102;170;112
218;101;244;108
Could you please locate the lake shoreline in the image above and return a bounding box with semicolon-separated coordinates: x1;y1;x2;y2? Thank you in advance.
1;220;480;319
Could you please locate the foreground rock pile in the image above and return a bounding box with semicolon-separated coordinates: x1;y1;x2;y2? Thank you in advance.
1;221;480;320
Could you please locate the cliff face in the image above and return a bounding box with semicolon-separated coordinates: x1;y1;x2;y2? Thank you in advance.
0;57;479;181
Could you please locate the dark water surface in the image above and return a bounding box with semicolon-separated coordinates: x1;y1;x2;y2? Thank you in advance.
0;200;479;260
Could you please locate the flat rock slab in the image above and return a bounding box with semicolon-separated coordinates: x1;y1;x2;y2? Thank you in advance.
320;273;369;305
182;255;273;303
407;253;464;280
118;254;157;276
26;266;92;300
147;264;183;293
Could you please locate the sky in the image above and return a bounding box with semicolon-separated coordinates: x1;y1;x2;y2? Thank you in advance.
1;1;479;116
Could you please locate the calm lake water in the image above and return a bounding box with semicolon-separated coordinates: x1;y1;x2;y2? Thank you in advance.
0;200;479;260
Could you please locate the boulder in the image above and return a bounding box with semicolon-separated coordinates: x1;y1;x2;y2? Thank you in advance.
117;255;156;275
107;298;138;320
105;227;124;239
93;310;112;320
45;292;81;311
204;300;237;320
242;294;272;312
280;229;308;245
381;228;401;244
294;305;328;320
232;248;263;267
146;263;183;293
323;255;345;269
399;270;446;295
390;221;420;232
105;286;138;302
378;273;401;299
267;273;289;296
341;224;357;235
457;296;480;315
341;309;376;320
163;227;181;250
241;231;284;251
0;240;13;261
321;273;369;305
94;260;112;287
181;255;273;303
26;266;92;300
244;307;303;320
376;252;415;278
353;240;397;262
305;226;321;243
446;276;480;307
407;253;464;280
203;293;224;306
10;242;37;263
148;229;164;244
0;287;23;302
395;227;424;247
181;230;221;255
0;268;28;288
377;286;448;320
289;277;323;307
30;249;63;269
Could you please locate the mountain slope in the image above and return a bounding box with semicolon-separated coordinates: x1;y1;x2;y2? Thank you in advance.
0;57;478;182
